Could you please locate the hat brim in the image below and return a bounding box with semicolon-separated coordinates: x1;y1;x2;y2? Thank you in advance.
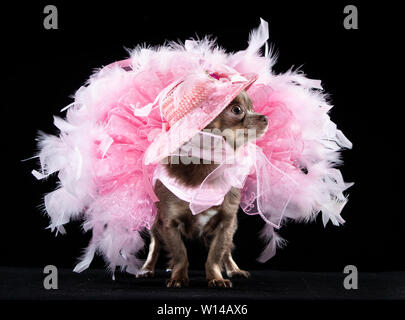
144;73;258;165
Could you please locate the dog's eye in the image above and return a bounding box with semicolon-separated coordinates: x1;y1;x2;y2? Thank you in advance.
231;105;243;115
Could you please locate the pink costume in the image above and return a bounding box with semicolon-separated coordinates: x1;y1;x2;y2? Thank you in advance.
32;19;352;275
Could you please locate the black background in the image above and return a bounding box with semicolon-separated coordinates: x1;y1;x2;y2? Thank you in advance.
1;0;402;274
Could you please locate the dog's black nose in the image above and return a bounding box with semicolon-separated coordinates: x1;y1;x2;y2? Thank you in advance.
259;115;268;125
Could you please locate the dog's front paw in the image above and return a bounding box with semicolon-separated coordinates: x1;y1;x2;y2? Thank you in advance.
136;269;155;278
227;269;250;279
208;279;233;288
166;278;189;288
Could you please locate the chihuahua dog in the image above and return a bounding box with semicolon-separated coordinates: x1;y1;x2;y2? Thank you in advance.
137;91;268;288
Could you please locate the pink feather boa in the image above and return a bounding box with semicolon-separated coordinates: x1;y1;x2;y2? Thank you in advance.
33;20;352;275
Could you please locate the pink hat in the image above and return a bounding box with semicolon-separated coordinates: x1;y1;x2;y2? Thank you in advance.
144;68;258;165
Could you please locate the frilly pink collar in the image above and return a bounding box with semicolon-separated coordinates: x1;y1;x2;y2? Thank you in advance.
153;141;298;230
153;145;254;215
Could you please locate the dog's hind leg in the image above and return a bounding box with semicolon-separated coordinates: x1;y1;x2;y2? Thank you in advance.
162;220;189;288
137;230;160;278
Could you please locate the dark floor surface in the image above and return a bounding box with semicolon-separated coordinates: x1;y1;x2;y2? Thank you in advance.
1;267;404;300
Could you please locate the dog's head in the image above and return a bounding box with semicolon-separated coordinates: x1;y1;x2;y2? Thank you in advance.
164;91;267;170
205;91;268;149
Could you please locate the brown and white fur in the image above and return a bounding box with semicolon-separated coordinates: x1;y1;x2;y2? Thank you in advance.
137;91;268;288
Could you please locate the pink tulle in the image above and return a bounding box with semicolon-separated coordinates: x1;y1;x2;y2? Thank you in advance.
32;19;352;275
153;132;256;217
